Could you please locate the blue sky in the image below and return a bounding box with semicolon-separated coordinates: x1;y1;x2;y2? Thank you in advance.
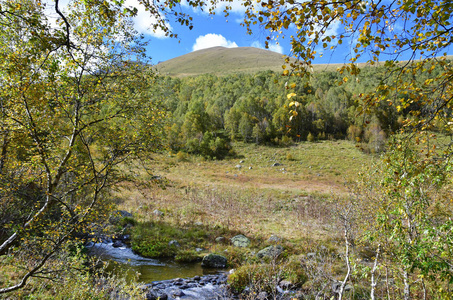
49;0;453;65
128;0;453;66
130;1;291;64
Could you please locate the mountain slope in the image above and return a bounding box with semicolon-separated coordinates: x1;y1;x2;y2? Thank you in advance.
154;46;292;76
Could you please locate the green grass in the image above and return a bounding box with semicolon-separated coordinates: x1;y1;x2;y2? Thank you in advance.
116;140;372;247
154;46;376;77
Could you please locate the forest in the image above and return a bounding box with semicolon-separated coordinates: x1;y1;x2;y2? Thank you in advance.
156;64;446;158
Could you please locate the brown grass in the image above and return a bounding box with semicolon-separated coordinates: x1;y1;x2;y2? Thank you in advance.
115;140;370;247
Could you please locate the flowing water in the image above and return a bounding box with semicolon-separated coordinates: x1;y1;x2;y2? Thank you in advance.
87;243;220;282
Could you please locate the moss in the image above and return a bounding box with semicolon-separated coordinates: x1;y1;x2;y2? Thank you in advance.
130;221;212;258
131;237;176;258
174;250;201;263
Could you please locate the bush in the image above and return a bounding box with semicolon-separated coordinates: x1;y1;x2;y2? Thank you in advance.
286;153;295;161
228;260;308;294
175;250;201;263
228;263;277;293
307;132;315;142
119;216;136;228
176;151;189;161
131;237;175;258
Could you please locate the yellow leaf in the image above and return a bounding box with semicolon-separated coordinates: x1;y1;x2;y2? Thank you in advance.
287;93;297;100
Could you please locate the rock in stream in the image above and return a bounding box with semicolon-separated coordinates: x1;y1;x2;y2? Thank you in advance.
144;274;232;300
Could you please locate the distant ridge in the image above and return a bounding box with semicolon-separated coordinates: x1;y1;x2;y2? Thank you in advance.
154;46;291;77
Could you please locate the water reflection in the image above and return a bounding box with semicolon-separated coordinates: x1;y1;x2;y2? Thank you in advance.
87;243;219;282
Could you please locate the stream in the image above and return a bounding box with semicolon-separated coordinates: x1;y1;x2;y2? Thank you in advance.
87;242;221;283
87;242;299;299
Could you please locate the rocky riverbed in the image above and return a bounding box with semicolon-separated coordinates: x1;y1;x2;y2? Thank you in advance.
142;274;231;300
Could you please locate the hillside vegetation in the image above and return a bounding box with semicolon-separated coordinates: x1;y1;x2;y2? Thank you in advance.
155;46;351;76
150;63;450;159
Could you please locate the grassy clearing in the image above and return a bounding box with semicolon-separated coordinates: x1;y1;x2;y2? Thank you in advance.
116;140;372;248
153;140;371;196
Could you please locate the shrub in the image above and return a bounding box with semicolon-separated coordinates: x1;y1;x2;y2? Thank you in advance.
307;132;315;142
286;153;295;161
131;237;175;258
174;250;201;263
228;258;308;294
281;135;293;146
119;216;136;228
228;263;277;293
176;151;189;161
280;256;308;287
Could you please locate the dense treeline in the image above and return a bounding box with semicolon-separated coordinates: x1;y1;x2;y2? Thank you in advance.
150;65;446;158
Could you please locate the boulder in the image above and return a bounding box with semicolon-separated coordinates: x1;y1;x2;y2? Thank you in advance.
279;280;293;289
267;235;281;243
332;281;353;293
153;209;164;217
168;240;181;247
109;210;132;225
215;236;226;243
256;245;284;259
112;240;125;248
201;253;228;268
231;234;251;248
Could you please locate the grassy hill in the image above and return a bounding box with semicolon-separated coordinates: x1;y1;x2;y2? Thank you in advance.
154;46;350;77
154;46;286;76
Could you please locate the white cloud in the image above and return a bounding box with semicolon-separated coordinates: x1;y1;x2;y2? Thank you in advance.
192;34;238;51
268;43;283;54
251;41;284;54
311;19;341;41
43;0;171;39
125;0;172;39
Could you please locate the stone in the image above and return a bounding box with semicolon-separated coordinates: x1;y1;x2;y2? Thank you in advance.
267;235;281;243
168;240;181;248
146;291;167;300
257;291;268;299
235;164;242;169
112;240;125;248
215;236;226;243
279;280;293;289
306;252;316;259
249;166;253;170
194;221;203;226
332;281;353;293
201;253;228;268
239;160;245;163
172;289;185;297
109;210;132;225
271;162;282;167
231;234;251;248
256;245;284;259
195;247;203;252
153;209;164;217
